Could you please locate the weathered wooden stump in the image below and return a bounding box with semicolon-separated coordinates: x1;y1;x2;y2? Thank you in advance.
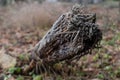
18;4;102;75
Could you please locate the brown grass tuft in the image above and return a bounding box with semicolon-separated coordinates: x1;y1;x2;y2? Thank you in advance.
2;2;71;29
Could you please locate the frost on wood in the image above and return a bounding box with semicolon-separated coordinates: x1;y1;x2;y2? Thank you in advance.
25;4;102;74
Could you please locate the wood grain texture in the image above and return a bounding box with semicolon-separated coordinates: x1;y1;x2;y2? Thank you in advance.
27;4;102;74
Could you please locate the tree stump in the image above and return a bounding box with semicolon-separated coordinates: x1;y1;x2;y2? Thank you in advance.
21;4;102;75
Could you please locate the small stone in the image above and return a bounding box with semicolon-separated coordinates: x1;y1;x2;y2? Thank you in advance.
0;48;16;69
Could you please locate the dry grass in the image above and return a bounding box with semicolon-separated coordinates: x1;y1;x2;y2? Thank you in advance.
1;2;71;29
